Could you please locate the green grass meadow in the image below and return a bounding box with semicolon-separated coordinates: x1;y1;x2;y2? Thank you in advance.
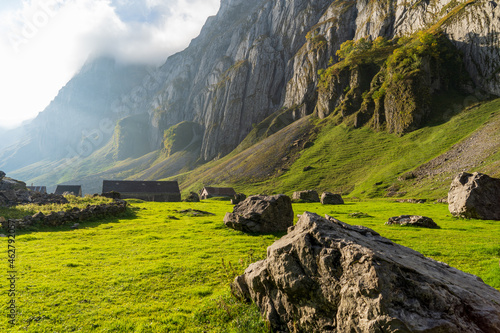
1;199;500;332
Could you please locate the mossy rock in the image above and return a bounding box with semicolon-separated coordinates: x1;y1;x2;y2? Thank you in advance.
163;121;204;157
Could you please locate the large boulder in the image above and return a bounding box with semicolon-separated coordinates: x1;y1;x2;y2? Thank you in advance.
292;190;320;203
321;192;344;205
0;177;27;191
448;172;500;220
0;178;31;206
224;195;293;233
232;212;500;333
386;215;439;229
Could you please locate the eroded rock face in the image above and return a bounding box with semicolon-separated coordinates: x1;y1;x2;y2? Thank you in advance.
448;172;500;220
232;212;500;333
386;215;439;229
224;195;293;233
321;192;344;205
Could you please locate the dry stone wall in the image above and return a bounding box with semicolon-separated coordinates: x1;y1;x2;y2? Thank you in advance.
1;200;127;231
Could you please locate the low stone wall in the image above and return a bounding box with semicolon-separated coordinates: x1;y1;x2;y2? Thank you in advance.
1;200;128;231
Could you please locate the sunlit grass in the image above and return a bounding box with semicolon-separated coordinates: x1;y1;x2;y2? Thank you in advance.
0;199;499;332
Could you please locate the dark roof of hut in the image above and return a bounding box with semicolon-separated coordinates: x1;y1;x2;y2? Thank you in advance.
27;186;47;193
102;180;180;194
202;187;237;196
54;185;82;195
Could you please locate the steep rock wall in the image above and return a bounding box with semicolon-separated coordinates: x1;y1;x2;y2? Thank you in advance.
145;0;334;160
146;0;499;162
285;0;500;122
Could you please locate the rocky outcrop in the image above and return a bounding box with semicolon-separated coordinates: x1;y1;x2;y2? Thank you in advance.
30;192;69;205
292;190;320;202
0;173;69;206
386;215;439;228
232;212;500;332
0;174;29;206
224;195;293;233
321;192;344;205
448;172;500;220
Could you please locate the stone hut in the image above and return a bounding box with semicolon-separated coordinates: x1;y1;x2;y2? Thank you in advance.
54;185;82;197
27;186;47;194
102;180;181;202
200;187;237;200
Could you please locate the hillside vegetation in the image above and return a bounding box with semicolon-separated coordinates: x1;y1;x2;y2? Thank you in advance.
1;199;499;332
174;97;500;200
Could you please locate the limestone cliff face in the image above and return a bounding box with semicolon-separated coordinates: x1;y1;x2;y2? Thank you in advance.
147;0;499;161
145;0;333;160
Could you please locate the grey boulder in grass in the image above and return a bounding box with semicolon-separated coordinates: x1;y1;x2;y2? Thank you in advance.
448;172;500;220
232;212;500;333
224;195;293;233
386;215;439;229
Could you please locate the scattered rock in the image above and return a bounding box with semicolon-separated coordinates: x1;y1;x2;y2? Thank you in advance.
395;198;427;203
436;197;448;204
292;190;320;203
32;212;45;222
398;172;416;181
348;211;372;218
320;192;344;205
231;193;247;205
224;195;293;233
184;192;200;202
30;192;69;205
0;171;5;181
448;172;500;220
0;234;6;237
177;209;214;216
232;212;500;332
386;215;440;228
70;223;80;229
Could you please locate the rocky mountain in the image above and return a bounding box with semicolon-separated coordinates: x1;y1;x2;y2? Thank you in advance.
143;0;500;161
0;57;150;172
2;0;500;194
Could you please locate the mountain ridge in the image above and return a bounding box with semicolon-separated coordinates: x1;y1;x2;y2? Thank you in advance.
2;0;500;197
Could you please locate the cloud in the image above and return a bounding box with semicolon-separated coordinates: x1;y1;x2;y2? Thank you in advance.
0;0;220;128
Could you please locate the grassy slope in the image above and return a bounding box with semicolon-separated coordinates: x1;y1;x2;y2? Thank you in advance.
173;98;500;200
1;199;499;332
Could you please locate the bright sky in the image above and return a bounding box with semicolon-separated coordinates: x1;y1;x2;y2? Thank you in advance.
0;0;220;129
